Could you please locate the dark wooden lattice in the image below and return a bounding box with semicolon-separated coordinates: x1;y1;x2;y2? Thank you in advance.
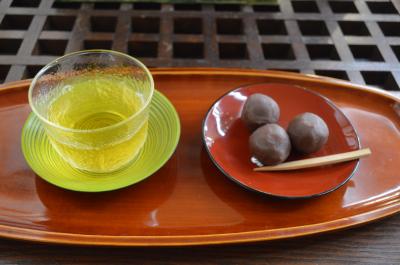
0;0;399;91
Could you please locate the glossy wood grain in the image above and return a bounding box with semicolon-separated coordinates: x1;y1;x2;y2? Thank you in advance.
0;215;399;265
0;68;399;246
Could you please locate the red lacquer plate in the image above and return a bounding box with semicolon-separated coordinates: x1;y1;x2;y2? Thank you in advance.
203;83;360;199
0;68;399;246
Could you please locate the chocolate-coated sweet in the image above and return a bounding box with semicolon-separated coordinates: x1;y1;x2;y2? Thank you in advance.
287;112;329;154
241;93;280;130
249;124;291;165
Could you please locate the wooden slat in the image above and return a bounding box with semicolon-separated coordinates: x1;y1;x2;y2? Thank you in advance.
0;0;399;91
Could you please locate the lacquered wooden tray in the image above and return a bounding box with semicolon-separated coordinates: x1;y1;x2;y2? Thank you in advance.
0;68;399;246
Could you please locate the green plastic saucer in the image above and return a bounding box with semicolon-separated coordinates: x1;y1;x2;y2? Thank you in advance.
21;90;180;192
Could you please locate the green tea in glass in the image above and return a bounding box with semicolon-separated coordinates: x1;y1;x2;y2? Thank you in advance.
28;50;154;173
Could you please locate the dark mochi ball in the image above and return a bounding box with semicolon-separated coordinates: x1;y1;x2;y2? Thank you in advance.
249;124;291;166
241;93;280;131
287;112;329;154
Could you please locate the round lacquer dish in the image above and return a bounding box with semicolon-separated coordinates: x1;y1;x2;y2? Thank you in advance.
203;83;360;199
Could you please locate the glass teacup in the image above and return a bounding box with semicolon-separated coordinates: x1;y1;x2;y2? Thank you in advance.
28;50;154;173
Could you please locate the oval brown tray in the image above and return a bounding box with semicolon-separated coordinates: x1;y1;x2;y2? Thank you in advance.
0;68;399;246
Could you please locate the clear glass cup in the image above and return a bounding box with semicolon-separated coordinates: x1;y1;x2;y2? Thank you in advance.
28;50;154;173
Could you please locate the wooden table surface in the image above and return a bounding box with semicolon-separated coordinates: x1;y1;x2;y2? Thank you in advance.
0;214;398;264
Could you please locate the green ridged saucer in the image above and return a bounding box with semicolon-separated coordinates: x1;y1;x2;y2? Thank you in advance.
21;90;180;192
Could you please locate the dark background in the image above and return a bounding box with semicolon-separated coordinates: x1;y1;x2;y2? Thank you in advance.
1;0;400;92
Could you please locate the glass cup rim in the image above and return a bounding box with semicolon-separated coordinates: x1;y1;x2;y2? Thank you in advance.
28;49;155;134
